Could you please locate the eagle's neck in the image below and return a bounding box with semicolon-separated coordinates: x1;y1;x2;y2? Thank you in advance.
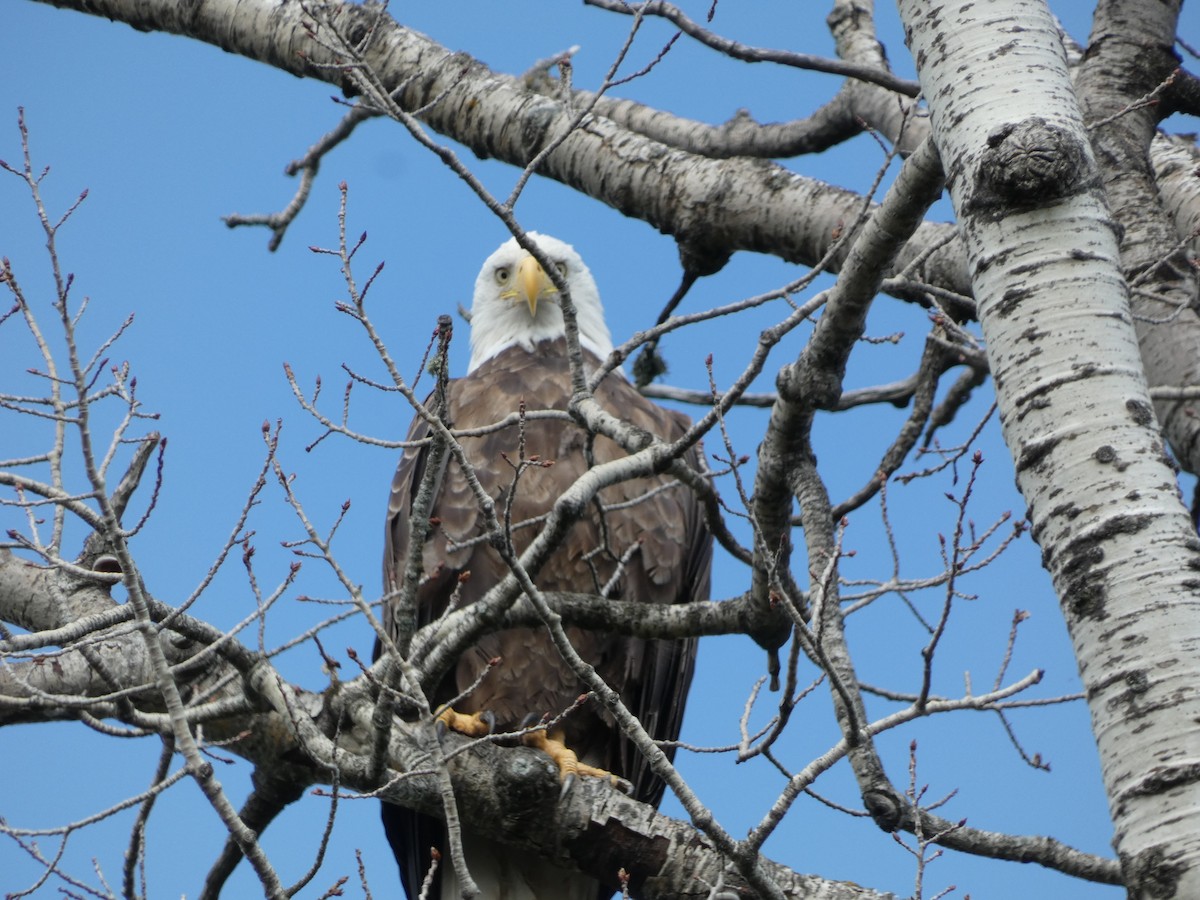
467;300;613;373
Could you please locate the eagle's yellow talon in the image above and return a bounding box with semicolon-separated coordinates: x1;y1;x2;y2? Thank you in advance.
436;708;494;738
523;729;626;791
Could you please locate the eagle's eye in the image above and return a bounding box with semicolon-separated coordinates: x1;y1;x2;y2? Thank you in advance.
554;261;568;278
494;266;511;285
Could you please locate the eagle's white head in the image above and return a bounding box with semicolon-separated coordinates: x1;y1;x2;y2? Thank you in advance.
467;232;614;372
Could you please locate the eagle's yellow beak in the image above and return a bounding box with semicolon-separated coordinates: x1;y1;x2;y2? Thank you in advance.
516;254;554;317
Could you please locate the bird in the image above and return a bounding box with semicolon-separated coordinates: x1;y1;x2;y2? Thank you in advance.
379;232;712;900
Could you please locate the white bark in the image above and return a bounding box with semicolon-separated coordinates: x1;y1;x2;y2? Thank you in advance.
30;0;967;298
1073;1;1200;481
899;0;1200;895
1151;132;1200;275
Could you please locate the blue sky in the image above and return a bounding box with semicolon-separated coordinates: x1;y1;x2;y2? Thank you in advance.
2;2;1196;897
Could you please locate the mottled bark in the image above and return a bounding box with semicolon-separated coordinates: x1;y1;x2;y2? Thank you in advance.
34;0;967;295
1074;1;1200;476
900;0;1200;895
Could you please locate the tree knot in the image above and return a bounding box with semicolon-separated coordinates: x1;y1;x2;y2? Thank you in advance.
973;118;1092;210
862;787;903;832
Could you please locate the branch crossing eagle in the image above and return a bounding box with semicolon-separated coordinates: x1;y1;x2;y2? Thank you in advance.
380;233;711;899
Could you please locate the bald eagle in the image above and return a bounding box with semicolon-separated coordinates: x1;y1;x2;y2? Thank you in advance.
380;233;711;899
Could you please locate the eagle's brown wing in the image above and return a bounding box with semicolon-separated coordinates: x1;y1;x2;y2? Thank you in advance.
380;340;710;898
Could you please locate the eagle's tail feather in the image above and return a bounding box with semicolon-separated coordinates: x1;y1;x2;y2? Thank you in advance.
440;830;604;900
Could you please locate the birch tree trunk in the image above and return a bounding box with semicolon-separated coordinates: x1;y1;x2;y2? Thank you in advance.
1075;0;1200;481
899;0;1200;894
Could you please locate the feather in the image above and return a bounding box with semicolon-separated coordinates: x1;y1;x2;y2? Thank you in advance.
379;235;711;899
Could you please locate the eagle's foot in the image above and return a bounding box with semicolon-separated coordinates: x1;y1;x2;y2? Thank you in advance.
435;708;496;740
523;729;633;797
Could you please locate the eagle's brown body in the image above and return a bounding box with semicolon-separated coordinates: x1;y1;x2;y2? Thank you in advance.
381;340;710;899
